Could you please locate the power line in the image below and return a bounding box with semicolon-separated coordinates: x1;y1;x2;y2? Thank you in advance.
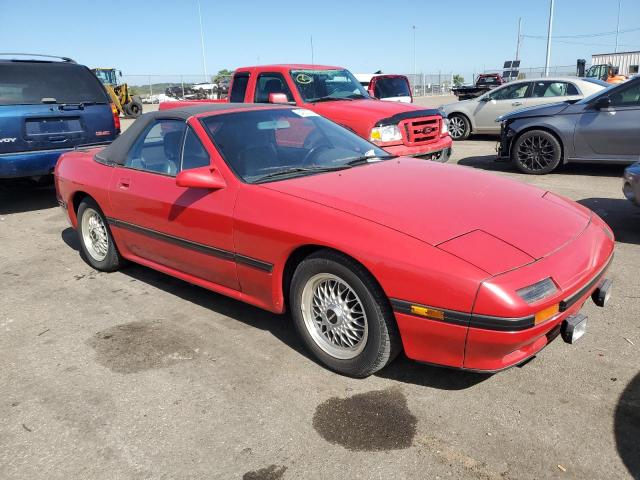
524;26;640;40
523;35;640;49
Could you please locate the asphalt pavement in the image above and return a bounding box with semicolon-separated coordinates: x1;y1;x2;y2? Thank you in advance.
1;96;639;480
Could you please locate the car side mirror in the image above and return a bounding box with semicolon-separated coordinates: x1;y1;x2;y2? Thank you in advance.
479;96;491;102
268;93;289;104
176;167;226;190
593;96;612;110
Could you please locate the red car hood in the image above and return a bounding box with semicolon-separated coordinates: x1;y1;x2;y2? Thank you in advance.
311;99;435;125
263;159;590;267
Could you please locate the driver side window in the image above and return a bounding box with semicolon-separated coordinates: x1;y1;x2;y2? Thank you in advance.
124;119;186;176
610;82;640;107
489;83;530;101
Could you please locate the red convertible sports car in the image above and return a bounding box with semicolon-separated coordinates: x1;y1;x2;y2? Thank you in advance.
55;103;614;377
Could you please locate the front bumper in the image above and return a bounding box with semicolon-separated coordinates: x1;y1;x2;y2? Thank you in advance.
496;123;512;160
393;219;615;372
382;135;453;161
0;149;69;178
623;164;640;206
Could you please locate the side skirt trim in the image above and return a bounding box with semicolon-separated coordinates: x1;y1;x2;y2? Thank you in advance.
106;217;273;273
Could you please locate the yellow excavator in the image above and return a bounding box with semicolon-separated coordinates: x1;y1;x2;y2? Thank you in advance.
91;68;143;117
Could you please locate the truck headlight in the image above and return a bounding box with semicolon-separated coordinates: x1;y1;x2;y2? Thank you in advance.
370;125;402;143
441;118;449;134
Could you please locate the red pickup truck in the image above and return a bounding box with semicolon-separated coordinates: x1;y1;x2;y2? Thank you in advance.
161;64;452;161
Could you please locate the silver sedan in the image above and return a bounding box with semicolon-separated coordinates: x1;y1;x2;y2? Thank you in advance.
441;77;607;140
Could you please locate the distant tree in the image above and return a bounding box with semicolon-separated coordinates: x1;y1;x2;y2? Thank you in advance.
212;69;233;84
453;74;465;86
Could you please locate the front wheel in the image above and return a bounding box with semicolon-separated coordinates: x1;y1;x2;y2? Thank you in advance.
290;250;401;377
124;99;143;118
448;113;471;140
512;130;562;175
77;198;123;272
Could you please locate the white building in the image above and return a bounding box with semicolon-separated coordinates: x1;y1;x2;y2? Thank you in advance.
591;51;640;76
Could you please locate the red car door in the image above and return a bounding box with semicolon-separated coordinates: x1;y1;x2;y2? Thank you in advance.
107;118;239;290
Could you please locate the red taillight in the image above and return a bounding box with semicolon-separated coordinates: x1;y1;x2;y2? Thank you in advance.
111;103;121;134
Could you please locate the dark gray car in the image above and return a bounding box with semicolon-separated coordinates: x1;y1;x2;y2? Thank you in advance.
497;76;640;174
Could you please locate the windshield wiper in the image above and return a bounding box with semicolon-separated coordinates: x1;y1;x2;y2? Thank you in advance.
254;165;351;183
344;154;397;166
311;96;354;103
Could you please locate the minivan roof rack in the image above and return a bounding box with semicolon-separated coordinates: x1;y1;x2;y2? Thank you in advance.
0;53;76;63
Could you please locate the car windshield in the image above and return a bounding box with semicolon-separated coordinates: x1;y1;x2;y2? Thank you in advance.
290;69;369;102
576;82;618;104
374;77;411;98
0;62;109;105
202;108;391;183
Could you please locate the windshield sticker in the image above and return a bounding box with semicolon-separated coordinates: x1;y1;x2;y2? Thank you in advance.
295;73;313;84
292;109;319;117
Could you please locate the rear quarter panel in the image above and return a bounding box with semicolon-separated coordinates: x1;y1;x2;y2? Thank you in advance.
55;149;114;227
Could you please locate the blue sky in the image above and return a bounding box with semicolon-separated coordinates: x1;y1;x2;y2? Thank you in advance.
2;0;640;82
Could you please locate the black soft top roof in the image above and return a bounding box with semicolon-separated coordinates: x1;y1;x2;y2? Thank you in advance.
96;103;288;164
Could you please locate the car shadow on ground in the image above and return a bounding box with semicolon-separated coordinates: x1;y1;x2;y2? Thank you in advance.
456;151;629;179
615;371;640;479
61;226;492;391
0;180;58;215
376;355;490;390
578;198;640;245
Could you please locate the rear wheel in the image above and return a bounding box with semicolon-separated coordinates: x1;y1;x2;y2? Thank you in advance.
512;130;562;175
448;113;471;140
290;250;401;377
77;198;123;272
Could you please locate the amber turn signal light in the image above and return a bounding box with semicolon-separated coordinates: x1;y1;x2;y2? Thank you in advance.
410;305;445;321
534;304;559;325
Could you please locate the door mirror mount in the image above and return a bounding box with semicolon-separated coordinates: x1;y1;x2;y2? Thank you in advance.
593;96;612;110
176;167;226;190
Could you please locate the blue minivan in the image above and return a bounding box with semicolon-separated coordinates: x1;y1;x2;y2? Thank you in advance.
0;54;119;180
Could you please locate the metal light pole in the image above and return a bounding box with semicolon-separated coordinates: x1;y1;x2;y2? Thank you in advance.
197;0;208;83
615;0;622;53
515;17;522;62
310;35;314;65
544;0;555;77
412;26;416;80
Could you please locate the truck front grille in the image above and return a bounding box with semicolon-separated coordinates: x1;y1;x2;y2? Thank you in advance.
400;116;441;146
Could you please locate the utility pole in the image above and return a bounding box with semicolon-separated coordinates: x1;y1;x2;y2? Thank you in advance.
412;25;416;82
615;0;622;53
515;17;522;62
310;35;314;64
196;0;208;83
544;0;555;77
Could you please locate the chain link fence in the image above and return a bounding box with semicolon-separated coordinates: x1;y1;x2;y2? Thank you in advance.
122;74;233;103
123;65;581;102
452;65;580;87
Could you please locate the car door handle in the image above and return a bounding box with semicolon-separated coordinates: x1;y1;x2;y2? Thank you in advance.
118;178;131;189
512;101;523;106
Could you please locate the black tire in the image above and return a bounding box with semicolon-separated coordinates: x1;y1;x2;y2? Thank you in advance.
448;113;471;140
77;198;123;272
124;100;143;118
290;250;401;378
512;129;562;175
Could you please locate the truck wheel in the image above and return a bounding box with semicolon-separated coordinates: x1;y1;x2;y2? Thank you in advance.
290;250;401;378
512;130;562;175
124;100;143;118
448;114;470;140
